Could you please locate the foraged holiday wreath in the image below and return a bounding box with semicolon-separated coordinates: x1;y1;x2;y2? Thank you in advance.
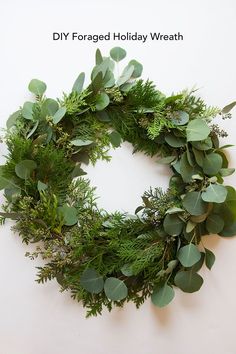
1;47;236;316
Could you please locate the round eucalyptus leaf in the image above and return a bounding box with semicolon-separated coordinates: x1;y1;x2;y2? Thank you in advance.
163;214;184;236
117;65;134;86
186;119;210;142
95;92;110;111
110;47;126;62
177;244;201;267
28;79;46;96
121;264;133;277
22;102;34;120
104;277;128;301
58;205;78;226
189;252;205;272
151;284;175;308
15;160;37;179
202;184;227;203
165;134;185;147
41;98;59;117
204;248;215;270
109;131;122;147
171;111;189;126
183;191;207;216
128;60;143;78
202;153;222;176
53;107;67;124
219;221;236;237
206;214;224;234
174;270;203;293
80;269;104;294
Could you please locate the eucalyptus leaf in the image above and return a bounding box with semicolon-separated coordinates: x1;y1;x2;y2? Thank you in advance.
15;160;37;179
71;165;87;178
96;111;111;122
0;174;19;191
28;79;46;96
71;139;93;146
103;70;115;88
37;180;48;192
109;131;122;147
219;221;236;237
80;269;104;294
110;47;126;62
104;277;128;301
6;110;21;129
157;156;176;164
52;107;67;124
92;58;111;80
95;48;103;65
165;134;185;147
163;214;184;236
91;71;103;93
121;264;133;277
128;60;143;78
95;92;110;111
206;214;224;234
58;205;78;226
41;98;59;117
151;284;175;308
192;137;212;151
219;168;235;177
186;220;196;233
171;111;189;126
180;152;197;182
117;65;134;86
174;270;203;293
189;252;205;272
177;244;201;267
72;72;85;93
183;191;207;216
22;102;34;120
202;184;227;203
192;147;204;167
166;207;184;214
26;121;39;139
202;153;222;176
205;248;215;270
222;101;236;114
186;119;210;142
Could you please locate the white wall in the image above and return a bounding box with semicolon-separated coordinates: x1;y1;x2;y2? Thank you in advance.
0;1;236;353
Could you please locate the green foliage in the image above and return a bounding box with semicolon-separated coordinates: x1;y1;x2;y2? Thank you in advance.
1;47;235;316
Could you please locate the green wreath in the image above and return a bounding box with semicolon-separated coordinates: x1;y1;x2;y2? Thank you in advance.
1;47;236;316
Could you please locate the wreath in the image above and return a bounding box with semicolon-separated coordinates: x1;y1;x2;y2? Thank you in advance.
0;47;236;317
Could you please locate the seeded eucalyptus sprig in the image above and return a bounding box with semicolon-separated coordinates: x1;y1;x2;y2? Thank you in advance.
0;47;235;315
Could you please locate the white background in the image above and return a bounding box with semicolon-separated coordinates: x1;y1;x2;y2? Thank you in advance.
0;1;236;353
